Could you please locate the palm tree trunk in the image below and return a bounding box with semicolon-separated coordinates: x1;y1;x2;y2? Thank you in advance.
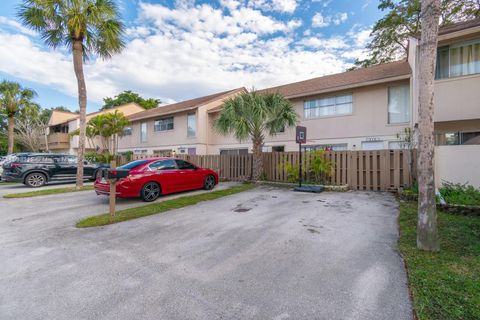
7;114;14;154
417;0;440;251
73;40;87;189
252;138;263;180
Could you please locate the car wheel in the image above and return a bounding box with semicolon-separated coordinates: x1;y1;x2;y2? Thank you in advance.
204;175;215;190
25;172;47;188
141;182;161;202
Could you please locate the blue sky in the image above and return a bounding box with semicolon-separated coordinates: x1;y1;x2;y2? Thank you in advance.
0;0;384;112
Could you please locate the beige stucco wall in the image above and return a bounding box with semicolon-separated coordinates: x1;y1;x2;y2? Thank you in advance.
434;74;480;122
117;90;246;155
207;81;412;153
435;145;480;188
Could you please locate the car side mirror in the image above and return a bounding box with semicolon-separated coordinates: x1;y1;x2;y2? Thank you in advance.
84;161;89;165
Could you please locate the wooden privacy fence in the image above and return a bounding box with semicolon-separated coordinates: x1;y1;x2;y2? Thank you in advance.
123;153;253;181
119;150;415;191
263;150;414;191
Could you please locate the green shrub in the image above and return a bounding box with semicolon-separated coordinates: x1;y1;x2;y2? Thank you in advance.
85;151;109;164
439;181;480;206
308;150;332;184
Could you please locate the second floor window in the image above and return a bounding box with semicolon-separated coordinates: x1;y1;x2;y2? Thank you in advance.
388;85;410;124
140;122;147;143
187;113;196;137
436;39;480;79
154;117;174;132
304;94;352;119
122;127;132;136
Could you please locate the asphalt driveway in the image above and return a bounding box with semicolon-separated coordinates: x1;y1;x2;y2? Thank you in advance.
0;186;412;320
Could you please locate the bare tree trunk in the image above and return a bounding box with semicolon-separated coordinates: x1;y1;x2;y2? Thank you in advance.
252;138;263;180
73;40;87;189
417;0;440;251
7;115;14;154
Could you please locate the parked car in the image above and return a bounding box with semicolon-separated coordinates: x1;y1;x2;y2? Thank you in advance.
1;153;108;187
94;158;219;202
0;156;6;180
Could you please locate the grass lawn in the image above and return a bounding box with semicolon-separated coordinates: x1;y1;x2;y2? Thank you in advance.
3;185;94;198
399;201;480;320
76;183;255;228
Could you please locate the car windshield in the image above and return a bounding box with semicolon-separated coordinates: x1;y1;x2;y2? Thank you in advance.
118;159;150;170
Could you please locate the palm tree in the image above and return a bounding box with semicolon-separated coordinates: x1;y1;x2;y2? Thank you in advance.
215;91;298;180
18;0;125;189
0;80;36;154
417;0;441;251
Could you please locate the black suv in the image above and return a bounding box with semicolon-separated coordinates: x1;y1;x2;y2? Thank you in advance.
1;153;108;187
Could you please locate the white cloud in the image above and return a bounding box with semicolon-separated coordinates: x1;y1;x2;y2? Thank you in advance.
247;0;299;13
0;16;37;36
0;2;372;108
312;13;329;28
332;12;348;25
299;36;348;50
312;0;332;7
312;11;348;28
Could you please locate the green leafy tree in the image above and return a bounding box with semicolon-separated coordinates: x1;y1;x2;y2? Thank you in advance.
70;110;129;160
0;80;36;154
19;0;125;188
354;0;479;68
215;91;298;180
102;90;160;110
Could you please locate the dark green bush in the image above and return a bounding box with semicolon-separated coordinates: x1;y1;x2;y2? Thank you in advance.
439;181;480;206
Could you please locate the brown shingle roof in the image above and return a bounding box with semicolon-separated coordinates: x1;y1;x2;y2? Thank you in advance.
439;18;480;36
259;60;411;98
128;87;246;121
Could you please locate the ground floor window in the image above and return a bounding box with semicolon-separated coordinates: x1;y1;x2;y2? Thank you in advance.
361;141;385;150
304;144;348;151
153;149;173;156
435;131;480;145
220;148;248;155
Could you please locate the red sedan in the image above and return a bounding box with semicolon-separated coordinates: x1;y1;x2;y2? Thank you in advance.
94;158;218;202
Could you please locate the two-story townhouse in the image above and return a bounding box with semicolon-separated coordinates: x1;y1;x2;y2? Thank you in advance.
117;88;246;156
44;102;145;154
209;18;480;155
208;60;413;154
117;18;479;169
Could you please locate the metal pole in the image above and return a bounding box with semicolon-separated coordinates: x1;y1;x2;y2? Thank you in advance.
299;142;302;188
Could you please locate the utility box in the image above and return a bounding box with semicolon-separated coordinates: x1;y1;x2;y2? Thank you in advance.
106;169;129;180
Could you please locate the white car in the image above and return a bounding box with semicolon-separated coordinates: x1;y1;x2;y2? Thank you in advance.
0;156;6;179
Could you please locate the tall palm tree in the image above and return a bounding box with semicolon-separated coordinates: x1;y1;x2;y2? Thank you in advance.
0;80;36;154
18;0;125;189
215;91;298;180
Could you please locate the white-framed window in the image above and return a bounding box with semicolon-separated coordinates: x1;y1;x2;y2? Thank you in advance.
361;141;385;150
122;127;132;136
140;122;147;143
304;94;352;119
388;85;410;124
304;144;348;151
436;39;480;79
154;117;174;132
187;113;196;138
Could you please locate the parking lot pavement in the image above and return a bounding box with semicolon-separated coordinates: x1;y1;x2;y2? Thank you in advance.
0;186;412;320
0;181;93;197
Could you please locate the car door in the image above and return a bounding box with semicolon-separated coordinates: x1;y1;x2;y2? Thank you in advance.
175;159;203;190
148;159;180;193
51;155;75;181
